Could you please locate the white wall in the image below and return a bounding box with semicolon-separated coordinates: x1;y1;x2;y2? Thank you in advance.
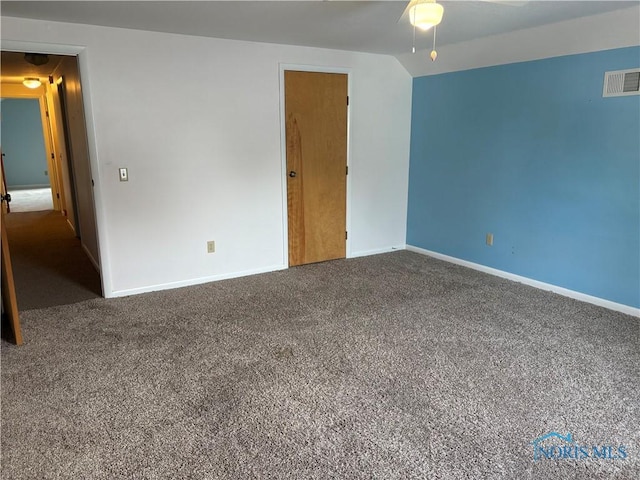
1;17;412;297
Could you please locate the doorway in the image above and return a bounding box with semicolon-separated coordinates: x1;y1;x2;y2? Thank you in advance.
284;70;348;267
1;97;54;212
1;50;102;329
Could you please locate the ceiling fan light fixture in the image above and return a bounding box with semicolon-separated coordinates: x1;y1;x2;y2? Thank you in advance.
409;0;444;32
22;77;42;89
24;53;49;66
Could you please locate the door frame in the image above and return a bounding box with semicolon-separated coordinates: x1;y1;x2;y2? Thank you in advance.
278;64;353;266
2;40;111;297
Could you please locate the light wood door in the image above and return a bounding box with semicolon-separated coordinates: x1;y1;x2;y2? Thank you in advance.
285;71;348;266
0;150;23;345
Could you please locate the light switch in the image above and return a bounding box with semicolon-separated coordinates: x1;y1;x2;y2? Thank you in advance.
119;168;128;182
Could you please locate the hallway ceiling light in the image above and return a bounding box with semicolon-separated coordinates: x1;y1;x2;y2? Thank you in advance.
408;0;444;32
23;77;42;89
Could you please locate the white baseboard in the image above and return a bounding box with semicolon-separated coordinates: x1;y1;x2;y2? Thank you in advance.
110;245;406;298
66;218;76;235
109;264;288;298
406;245;639;317
81;243;100;273
349;244;405;259
8;184;50;190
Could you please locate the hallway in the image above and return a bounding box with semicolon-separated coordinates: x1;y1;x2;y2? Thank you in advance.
4;210;101;311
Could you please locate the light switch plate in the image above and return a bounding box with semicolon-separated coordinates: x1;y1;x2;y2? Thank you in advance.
119;168;128;182
486;233;493;246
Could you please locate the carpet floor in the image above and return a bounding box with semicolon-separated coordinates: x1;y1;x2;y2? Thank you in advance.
4;210;102;311
6;188;53;213
1;251;638;479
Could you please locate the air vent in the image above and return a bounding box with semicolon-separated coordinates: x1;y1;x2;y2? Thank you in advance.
603;68;640;97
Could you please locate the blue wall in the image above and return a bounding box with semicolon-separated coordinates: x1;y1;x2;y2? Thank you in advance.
407;46;640;308
0;98;49;188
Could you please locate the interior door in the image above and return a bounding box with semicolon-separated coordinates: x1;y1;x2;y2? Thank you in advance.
55;78;80;234
41;95;63;212
0;149;23;345
285;70;348;266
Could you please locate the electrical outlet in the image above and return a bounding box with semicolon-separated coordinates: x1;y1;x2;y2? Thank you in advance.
119;168;128;182
207;241;215;253
486;233;494;246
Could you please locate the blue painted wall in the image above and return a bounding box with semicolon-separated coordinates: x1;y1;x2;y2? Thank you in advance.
0;98;49;188
407;46;640;308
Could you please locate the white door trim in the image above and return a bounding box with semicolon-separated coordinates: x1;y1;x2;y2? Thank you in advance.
2;40;112;297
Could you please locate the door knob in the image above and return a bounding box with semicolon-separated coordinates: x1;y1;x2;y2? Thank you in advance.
0;193;11;204
289;171;297;178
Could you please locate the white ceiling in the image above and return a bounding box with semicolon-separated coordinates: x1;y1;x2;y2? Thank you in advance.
1;1;636;57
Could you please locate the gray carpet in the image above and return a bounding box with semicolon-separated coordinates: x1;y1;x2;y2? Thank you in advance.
1;251;638;479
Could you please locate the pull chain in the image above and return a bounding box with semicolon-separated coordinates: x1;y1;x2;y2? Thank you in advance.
412;23;416;53
430;26;438;61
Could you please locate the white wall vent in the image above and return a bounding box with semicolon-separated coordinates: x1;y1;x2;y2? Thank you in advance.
603;68;640;97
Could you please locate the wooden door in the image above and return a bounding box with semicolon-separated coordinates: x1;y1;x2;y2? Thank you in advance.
285;71;348;266
0;150;23;345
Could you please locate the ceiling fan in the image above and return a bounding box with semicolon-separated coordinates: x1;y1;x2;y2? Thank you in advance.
399;0;529;61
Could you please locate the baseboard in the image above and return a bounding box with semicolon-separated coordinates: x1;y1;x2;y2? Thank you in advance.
406;245;640;317
66;219;76;235
109;264;289;298
8;184;50;190
349;244;405;259
81;243;100;273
